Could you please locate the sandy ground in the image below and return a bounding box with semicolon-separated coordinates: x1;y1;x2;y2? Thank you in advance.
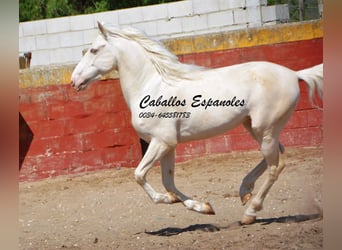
19;146;323;249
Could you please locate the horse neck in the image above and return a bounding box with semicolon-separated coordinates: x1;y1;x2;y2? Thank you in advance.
112;38;158;107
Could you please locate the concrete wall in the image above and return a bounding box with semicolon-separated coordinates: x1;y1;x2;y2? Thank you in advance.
19;20;323;182
19;0;290;67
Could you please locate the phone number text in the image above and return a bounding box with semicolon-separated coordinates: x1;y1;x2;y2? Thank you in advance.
138;112;191;119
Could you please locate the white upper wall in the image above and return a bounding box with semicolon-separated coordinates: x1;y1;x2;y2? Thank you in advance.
19;0;289;67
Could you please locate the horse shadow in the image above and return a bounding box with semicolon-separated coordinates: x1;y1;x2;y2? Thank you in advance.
143;213;322;237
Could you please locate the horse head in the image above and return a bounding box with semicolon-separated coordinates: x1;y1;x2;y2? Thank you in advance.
71;22;118;91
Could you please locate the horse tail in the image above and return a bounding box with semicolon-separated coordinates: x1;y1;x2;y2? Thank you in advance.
296;64;323;109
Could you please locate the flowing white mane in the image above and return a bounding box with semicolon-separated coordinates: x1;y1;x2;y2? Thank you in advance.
104;26;206;82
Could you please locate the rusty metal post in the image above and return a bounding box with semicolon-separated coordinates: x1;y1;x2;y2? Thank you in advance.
24;52;32;68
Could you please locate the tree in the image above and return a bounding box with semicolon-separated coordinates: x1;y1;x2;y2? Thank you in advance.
267;0;321;21
19;0;182;22
19;0;47;22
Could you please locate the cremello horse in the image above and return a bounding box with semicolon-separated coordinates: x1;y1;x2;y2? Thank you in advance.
71;22;323;224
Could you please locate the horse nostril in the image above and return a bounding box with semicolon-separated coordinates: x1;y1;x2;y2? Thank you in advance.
71;81;75;87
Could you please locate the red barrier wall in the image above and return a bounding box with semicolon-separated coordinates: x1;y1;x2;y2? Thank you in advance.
19;37;323;182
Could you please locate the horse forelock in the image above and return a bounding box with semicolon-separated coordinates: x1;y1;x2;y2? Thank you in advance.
104;26;205;83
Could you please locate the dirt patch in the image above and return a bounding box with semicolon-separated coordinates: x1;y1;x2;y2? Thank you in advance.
19;146;323;249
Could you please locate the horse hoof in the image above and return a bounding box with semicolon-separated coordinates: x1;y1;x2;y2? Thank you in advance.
183;200;215;214
240;214;256;225
203;202;216;215
241;193;252;205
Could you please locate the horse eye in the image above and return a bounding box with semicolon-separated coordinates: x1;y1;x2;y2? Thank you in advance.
90;48;98;54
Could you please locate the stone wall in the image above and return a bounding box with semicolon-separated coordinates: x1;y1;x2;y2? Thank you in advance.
19;0;290;67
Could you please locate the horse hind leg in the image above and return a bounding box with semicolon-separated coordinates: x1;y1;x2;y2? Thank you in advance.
241;131;286;225
239;118;267;205
239;158;267;205
239;145;285;206
239;117;286;206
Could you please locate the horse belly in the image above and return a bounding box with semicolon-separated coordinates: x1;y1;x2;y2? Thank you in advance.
177;109;247;142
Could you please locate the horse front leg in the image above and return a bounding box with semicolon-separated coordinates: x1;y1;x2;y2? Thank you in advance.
134;138;177;204
161;150;215;215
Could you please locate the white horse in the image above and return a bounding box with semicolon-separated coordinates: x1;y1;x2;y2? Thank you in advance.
71;22;323;225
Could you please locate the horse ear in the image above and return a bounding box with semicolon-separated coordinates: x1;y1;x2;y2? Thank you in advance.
97;21;108;40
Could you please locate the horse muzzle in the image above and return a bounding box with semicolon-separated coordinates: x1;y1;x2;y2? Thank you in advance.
70;80;85;92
